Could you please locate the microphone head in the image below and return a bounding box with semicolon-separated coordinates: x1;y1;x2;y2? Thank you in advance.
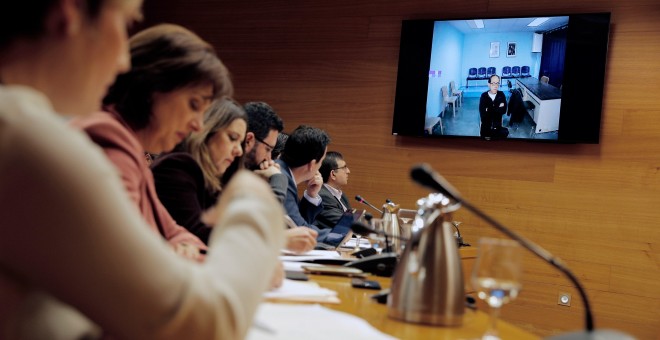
410;164;462;202
355;195;364;202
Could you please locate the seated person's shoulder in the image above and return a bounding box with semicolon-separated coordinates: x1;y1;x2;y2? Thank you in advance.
152;152;198;171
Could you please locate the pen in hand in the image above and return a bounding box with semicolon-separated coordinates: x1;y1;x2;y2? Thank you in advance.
284;215;297;229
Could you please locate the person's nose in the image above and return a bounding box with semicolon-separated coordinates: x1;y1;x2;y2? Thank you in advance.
234;143;243;157
190;113;203;132
117;52;130;74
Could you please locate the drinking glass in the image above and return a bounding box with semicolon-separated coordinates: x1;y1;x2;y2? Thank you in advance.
472;237;523;340
368;218;386;253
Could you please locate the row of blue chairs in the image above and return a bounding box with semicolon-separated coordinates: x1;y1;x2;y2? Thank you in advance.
467;66;531;79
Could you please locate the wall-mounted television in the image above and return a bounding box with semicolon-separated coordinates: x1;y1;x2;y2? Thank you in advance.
392;12;610;143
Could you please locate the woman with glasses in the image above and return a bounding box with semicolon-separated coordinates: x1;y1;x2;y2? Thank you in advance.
479;74;509;139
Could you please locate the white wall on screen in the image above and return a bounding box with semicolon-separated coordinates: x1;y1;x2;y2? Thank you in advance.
427;21;464;118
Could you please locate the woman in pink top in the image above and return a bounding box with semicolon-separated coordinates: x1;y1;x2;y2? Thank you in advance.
71;24;232;260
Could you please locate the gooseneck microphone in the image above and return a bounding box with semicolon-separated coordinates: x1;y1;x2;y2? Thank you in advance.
451;221;469;247
355;195;383;214
351;221;410;243
410;163;595;333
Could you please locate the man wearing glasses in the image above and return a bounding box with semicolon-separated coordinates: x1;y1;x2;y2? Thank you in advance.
314;151;352;230
479;74;509;139
244;103;318;252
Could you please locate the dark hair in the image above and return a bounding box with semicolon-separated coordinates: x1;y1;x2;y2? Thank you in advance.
271;132;288;160
281;125;330;168
1;0;106;49
243;102;284;140
488;75;501;84
319;151;343;183
103;24;232;131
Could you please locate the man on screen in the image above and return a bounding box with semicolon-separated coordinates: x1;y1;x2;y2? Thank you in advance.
479;74;508;139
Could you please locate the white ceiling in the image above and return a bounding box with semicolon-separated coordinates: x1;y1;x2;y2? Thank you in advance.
447;16;569;34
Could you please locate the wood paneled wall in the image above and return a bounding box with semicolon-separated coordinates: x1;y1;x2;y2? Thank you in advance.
141;0;660;338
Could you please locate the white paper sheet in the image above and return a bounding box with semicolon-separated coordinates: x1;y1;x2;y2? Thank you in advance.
263;279;339;304
247;303;398;340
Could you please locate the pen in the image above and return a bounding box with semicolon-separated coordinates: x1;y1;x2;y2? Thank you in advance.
284;215;297;229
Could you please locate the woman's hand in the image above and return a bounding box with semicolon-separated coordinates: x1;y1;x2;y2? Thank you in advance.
173;242;205;262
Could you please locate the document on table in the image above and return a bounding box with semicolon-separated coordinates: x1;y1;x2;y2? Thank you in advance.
279;249;342;262
247;303;398;340
263;279;339;304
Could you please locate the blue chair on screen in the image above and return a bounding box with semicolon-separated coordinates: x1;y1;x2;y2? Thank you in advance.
467;68;478;79
521;66;530;77
502;66;512;78
477;67;487;79
486;67;496;78
511;66;521;78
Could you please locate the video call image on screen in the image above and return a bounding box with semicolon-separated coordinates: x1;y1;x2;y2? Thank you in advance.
391;13;610;144
427;16;567;141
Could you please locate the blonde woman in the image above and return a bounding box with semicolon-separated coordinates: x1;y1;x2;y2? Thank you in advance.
153;99;317;254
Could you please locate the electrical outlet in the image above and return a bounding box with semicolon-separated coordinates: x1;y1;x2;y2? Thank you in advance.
558;292;571;307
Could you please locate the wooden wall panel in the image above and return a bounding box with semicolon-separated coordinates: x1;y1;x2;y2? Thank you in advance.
141;0;660;338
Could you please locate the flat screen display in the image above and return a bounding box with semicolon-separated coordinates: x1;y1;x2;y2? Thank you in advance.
391;13;610;143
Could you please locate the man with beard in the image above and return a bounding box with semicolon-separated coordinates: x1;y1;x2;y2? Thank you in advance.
244;102;318;248
243;102;287;202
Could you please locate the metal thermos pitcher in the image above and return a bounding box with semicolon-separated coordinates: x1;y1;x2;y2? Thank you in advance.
387;193;465;326
381;202;401;253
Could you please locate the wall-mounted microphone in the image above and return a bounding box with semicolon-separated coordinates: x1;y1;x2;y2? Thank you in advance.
410;163;597;335
355;195;383;214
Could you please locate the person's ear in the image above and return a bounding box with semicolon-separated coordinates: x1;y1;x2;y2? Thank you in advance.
244;132;256;152
307;160;316;173
46;0;83;37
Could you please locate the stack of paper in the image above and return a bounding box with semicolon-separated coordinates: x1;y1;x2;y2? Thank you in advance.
247;303;398;340
263;279;339;304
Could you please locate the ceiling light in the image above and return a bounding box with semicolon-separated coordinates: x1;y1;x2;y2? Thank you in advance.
528;17;550;27
466;19;484;29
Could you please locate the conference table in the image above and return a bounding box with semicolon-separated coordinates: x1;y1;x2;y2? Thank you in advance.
304;247;539;339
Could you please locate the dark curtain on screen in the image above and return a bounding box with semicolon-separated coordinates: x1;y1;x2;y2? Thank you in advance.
540;27;567;88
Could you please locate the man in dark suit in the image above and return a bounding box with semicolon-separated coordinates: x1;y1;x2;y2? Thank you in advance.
314;151;352;230
479;74;508;139
275;125;331;239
